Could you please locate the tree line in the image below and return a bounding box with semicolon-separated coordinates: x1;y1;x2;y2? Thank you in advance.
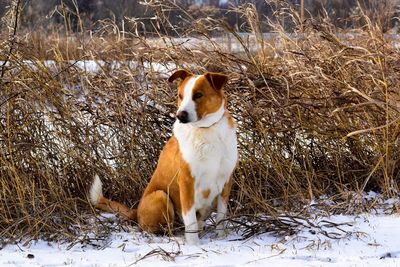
1;0;399;33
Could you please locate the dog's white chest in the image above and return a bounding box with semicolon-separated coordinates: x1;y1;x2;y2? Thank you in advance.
174;116;238;209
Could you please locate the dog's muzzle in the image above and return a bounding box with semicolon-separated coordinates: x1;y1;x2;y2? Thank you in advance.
177;110;189;123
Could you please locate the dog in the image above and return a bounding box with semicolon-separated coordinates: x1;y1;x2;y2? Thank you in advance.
89;69;238;245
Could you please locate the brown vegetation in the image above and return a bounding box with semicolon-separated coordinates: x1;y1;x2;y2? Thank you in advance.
0;0;399;244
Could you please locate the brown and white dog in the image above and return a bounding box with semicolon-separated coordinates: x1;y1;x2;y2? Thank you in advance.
89;69;238;245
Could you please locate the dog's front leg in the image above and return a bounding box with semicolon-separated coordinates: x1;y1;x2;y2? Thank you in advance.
182;206;200;245
215;195;227;237
179;174;200;245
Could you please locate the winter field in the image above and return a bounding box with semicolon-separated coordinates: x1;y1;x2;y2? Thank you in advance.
2;193;400;267
2;206;400;266
1;56;399;266
2;2;400;267
1;36;400;267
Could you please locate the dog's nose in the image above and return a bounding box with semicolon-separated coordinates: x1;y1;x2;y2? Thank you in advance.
177;110;189;123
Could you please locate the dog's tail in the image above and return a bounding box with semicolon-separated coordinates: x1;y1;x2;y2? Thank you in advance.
89;175;137;220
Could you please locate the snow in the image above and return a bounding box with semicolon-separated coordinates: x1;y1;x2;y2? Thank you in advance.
0;60;177;75
1;213;399;266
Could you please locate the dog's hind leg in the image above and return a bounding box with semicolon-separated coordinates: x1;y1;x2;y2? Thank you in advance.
137;190;175;234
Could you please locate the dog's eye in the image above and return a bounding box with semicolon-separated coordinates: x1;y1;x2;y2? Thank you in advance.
193;92;203;100
178;94;183;100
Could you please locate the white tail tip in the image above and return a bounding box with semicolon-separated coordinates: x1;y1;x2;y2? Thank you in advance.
89;175;103;205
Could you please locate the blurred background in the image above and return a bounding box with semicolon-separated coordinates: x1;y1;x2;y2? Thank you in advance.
1;0;399;33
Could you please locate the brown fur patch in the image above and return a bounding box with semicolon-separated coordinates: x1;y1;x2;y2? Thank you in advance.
224;111;235;129
140;136;195;217
137;190;174;233
192;75;224;120
141;137;184;213
221;177;233;203
133;136;197;230
168;69;192;83
202;189;211;199
177;162;195;215
204;72;228;91
95;196;137;220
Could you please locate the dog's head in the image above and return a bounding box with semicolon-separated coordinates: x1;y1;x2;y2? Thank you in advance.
168;70;228;126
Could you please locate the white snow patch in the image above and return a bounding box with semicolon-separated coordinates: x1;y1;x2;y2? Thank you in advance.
1;214;400;266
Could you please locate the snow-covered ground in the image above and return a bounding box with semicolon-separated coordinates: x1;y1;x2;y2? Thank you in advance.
1;213;399;267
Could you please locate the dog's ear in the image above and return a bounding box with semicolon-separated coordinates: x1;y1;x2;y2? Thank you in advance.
205;72;228;91
168;69;193;83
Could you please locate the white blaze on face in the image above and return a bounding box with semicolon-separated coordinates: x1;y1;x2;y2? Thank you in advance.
177;75;201;123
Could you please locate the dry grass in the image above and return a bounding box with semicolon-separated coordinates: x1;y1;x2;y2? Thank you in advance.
0;0;399;244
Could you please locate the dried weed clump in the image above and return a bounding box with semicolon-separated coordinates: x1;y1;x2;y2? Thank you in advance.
0;1;399;243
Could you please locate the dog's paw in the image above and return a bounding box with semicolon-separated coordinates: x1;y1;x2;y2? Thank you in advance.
185;233;200;245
